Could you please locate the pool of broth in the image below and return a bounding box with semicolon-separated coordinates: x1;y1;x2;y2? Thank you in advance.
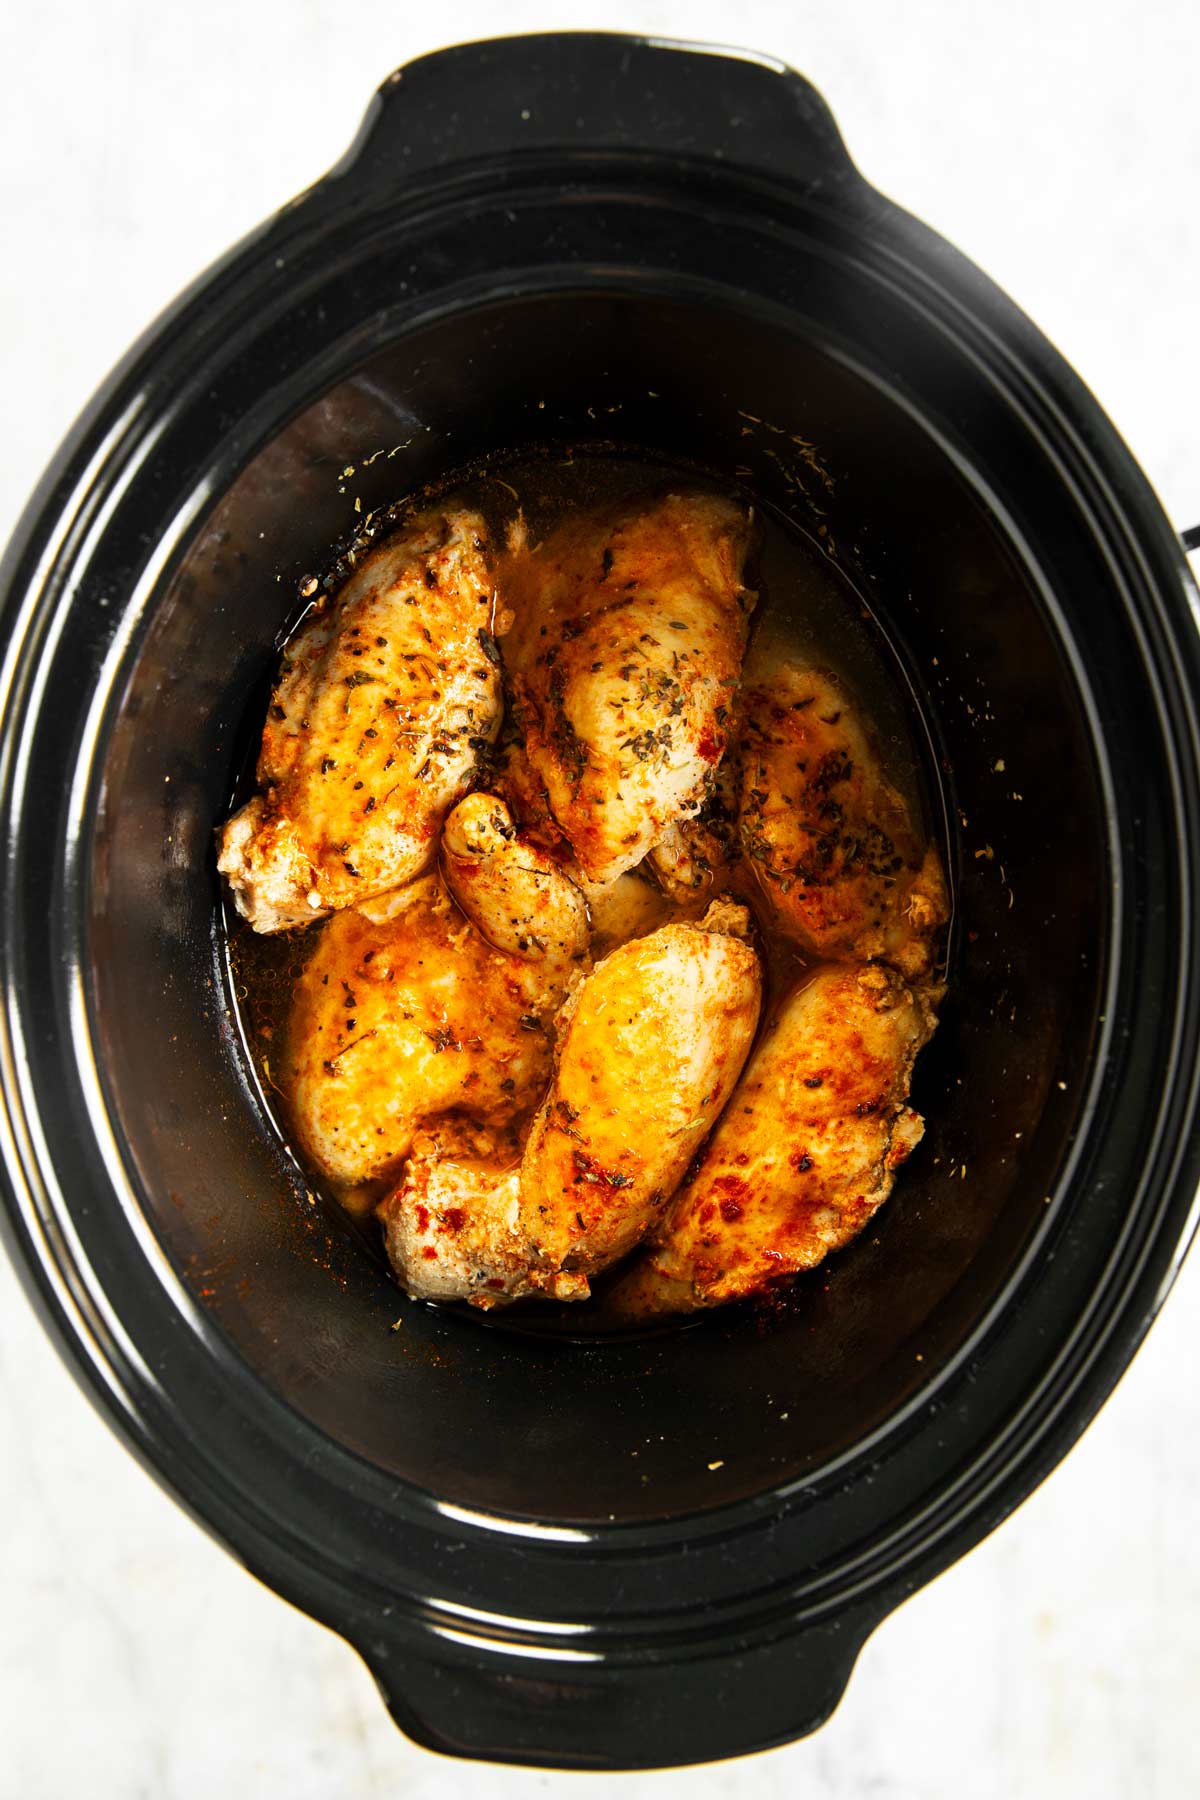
224;447;945;1313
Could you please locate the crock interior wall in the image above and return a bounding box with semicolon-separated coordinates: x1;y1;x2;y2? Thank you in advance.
86;291;1107;1523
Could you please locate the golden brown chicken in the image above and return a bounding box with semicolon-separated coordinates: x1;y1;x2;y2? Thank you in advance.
219;510;502;932
281;866;582;1195
518;897;762;1289
616;962;937;1314
378;899;763;1306
738;650;947;981
498;491;755;885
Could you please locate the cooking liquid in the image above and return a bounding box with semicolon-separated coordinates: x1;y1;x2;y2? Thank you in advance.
224;449;946;1309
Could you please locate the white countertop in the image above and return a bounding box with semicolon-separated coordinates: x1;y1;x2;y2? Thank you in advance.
2;2;1198;1795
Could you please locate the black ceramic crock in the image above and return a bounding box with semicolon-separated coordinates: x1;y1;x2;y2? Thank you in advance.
2;32;1199;1771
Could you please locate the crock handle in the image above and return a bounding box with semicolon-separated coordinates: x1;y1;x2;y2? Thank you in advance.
338;32;859;194
355;1613;869;1768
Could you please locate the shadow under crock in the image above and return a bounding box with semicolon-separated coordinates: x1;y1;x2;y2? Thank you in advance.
87;288;1107;1524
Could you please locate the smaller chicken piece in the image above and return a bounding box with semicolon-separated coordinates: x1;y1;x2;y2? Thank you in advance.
441;792;590;964
499;491;755;884
380;1153;527;1304
219;509;502;932
738;651;947;980
378;1128;587;1307
617;962;937;1314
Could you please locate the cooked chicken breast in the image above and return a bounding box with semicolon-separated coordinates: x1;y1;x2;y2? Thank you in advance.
282;873;569;1192
738;651;947;980
441;792;590;965
498;491;755;884
219;510;502;932
517;898;762;1293
618;962;937;1313
376;898;762;1306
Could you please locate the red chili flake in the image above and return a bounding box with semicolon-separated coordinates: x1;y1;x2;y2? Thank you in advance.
441;1208;466;1234
421;1246;438;1261
414;1205;430;1233
696;724;722;763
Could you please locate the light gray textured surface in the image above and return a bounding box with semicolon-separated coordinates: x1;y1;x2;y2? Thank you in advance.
2;2;1198;1794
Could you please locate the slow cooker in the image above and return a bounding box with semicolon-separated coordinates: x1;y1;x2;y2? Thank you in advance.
1;32;1198;1769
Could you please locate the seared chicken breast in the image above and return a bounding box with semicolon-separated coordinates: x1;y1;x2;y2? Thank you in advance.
282;872;571;1193
219;510;502;932
499;492;755;884
738;651;947;980
517;898;762;1292
619;962;937;1313
376;898;763;1306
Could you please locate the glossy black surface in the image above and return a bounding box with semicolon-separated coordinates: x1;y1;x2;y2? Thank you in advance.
1;32;1199;1769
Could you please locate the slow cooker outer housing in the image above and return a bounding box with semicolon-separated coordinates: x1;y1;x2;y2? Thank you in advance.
1;34;1199;1769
